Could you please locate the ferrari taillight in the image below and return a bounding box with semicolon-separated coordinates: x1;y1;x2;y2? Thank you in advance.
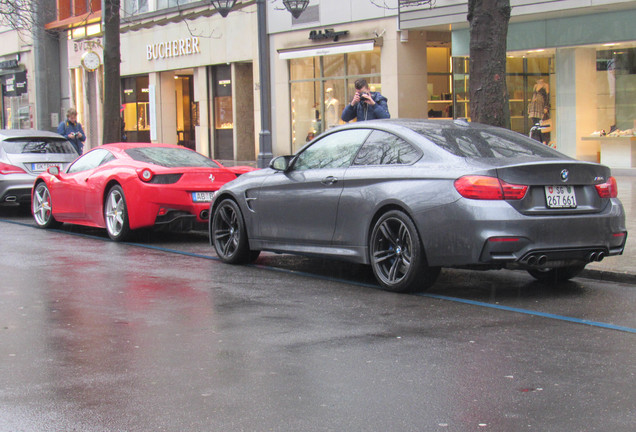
0;162;26;175
137;168;154;182
454;176;528;200
595;176;618;198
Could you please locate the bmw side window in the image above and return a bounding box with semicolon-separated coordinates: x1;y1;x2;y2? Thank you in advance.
67;149;112;173
353;131;422;166
293;129;370;171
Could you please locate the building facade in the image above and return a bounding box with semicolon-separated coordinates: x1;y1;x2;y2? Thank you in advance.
400;0;636;167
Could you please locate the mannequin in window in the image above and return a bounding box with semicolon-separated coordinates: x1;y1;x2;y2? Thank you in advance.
539;106;552;146
528;78;549;127
325;87;340;128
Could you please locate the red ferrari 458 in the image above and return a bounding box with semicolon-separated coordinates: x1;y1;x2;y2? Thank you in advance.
31;143;255;241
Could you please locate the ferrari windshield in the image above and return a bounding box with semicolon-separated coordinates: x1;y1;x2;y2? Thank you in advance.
2;138;77;155
125;147;220;168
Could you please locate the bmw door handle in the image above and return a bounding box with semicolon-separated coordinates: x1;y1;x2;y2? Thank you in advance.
321;176;338;185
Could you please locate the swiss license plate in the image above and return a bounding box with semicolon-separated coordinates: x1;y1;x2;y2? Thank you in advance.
545;185;577;208
31;163;60;172
192;191;215;203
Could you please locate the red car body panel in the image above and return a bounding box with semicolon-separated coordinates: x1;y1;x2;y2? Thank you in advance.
34;143;241;231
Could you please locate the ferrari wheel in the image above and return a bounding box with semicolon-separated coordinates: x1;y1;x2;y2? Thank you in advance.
370;210;440;293
32;182;62;229
104;185;131;242
528;265;585;283
211;199;259;264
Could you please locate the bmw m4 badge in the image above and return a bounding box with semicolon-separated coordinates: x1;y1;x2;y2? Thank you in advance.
560;169;569;182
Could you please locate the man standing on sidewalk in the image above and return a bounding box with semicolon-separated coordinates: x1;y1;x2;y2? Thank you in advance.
57;108;87;155
341;78;390;122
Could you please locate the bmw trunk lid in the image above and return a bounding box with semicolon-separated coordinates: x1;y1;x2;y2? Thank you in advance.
495;160;613;215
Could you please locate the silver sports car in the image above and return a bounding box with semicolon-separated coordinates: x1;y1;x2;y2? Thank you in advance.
0;130;78;207
209;119;627;292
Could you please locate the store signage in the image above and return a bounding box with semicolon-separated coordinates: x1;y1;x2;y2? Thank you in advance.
0;59;19;70
73;39;103;53
309;29;349;42
146;37;201;61
2;71;27;97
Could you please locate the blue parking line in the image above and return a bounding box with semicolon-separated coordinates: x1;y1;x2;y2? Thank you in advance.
2;217;636;334
420;293;636;334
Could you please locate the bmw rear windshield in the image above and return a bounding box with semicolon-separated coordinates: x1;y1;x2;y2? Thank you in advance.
412;125;564;159
1;138;78;154
125;147;220;168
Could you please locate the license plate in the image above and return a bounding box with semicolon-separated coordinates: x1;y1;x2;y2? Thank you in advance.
192;191;215;203
31;163;60;172
545;185;577;208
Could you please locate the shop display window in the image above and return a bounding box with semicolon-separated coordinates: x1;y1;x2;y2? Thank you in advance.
289;47;381;151
122;75;150;142
596;47;636;134
427;47;453;118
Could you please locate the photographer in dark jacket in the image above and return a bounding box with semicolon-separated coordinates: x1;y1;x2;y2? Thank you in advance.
57;108;86;155
341;78;390;122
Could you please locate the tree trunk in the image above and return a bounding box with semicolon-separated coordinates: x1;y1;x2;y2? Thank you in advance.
467;0;511;128
102;0;121;144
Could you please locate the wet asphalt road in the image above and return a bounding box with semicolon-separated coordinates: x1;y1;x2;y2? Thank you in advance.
1;206;635;432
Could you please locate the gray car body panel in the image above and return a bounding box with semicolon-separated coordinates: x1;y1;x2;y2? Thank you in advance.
0;130;77;203
210;119;627;269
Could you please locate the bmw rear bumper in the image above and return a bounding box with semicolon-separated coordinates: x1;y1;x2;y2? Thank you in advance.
418;198;627;268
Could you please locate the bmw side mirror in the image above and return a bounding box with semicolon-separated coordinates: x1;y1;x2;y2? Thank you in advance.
48;166;60;176
270;156;293;172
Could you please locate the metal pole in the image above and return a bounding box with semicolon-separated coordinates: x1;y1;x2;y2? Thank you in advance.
256;0;273;168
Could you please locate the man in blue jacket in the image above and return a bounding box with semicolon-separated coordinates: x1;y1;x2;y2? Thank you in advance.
341;78;390;122
57;108;86;155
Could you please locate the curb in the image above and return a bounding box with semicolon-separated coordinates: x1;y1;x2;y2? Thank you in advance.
580;269;636;285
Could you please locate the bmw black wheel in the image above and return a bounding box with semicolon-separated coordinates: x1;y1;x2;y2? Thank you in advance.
370;210;440;293
211;199;259;264
527;265;585;283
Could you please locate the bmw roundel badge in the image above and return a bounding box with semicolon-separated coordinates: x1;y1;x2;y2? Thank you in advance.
560;169;569;182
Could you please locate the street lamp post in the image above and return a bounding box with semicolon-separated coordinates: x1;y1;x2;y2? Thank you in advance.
210;0;308;168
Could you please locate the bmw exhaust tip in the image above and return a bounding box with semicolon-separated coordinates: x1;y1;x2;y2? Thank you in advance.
596;251;605;262
200;210;209;220
586;252;597;263
537;255;548;266
527;255;537;266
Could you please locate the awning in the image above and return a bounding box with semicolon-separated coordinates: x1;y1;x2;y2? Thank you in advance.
278;39;376;60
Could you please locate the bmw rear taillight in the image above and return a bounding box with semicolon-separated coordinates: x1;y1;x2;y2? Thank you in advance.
0;162;26;175
137;168;154;182
454;176;528;200
595;176;618;198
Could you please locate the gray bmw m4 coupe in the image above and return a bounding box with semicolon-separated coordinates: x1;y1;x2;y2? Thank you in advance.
210;119;627;292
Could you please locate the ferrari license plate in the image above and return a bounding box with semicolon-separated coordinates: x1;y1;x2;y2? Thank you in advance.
192;191;215;203
545;185;577;208
31;163;60;172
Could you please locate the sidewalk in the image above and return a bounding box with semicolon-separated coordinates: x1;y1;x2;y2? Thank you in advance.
584;169;636;283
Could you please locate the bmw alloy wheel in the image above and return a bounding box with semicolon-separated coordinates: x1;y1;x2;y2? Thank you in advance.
212;199;259;264
370;210;439;292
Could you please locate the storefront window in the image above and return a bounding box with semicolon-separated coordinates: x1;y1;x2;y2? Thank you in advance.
122;75;151;142
597;47;636;133
2;71;30;129
289;47;381;151
450;56;554;138
427;47;453;118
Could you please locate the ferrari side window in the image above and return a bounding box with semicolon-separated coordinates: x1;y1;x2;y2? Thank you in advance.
294;129;370;171
67;149;112;173
353;131;422;166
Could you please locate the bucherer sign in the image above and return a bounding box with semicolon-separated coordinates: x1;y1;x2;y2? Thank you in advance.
146;37;201;61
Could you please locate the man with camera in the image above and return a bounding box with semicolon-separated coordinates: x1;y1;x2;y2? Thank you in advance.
341;78;390;122
57;107;87;155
